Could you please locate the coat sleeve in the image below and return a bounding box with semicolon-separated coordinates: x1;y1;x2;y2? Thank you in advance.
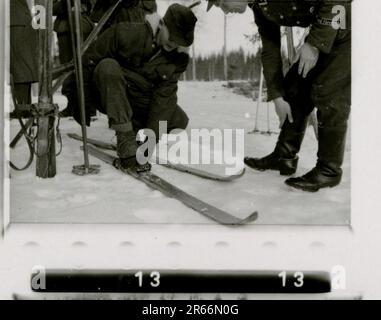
306;0;351;54
253;8;284;101
84;25;120;66
146;55;189;139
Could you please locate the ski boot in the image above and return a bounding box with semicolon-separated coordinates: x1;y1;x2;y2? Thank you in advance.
115;156;151;173
116;130;151;173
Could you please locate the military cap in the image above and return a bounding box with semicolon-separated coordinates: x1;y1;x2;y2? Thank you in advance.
163;4;197;47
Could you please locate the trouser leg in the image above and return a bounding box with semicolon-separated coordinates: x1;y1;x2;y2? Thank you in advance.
10;82;32;119
168;105;189;132
244;63;314;175
94;58;137;160
94;58;134;133
285;29;351;191
313;29;351;176
316;125;347;176
275;63;315;157
57;33;76;118
13;83;31;105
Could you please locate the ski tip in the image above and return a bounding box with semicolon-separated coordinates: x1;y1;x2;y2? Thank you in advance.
217;211;258;226
232;211;258;226
225;168;246;181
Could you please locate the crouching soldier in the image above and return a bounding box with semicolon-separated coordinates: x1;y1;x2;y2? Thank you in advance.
70;4;197;172
207;0;351;192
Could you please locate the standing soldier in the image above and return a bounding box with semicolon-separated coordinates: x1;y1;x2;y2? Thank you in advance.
207;0;351;192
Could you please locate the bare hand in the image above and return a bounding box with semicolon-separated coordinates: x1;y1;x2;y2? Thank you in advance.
296;43;319;78
274;97;293;128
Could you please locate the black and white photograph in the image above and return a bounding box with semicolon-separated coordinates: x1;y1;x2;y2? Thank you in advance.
6;0;351;225
0;0;381;302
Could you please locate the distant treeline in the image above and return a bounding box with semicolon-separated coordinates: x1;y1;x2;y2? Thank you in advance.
183;44;293;82
183;48;263;82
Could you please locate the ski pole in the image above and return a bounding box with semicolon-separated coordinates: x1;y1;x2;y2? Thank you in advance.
250;65;263;134
70;0;100;175
266;101;270;134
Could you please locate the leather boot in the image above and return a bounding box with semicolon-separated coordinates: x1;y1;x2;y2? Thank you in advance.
244;152;299;176
285;125;347;192
244;116;308;175
245;62;313;176
116;131;151;172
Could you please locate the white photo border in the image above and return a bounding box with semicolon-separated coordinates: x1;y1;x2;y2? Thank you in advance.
1;0;381;299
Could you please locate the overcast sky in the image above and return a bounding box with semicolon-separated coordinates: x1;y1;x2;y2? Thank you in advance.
157;0;259;56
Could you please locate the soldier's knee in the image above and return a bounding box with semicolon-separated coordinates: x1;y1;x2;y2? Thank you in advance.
94;58;123;81
313;80;351;127
316;101;351;128
169;106;189;131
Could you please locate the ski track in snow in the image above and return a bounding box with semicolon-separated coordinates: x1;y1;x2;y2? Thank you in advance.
9;81;351;225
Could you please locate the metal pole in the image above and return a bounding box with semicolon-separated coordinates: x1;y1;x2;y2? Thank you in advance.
223;15;228;81
249;65;263;134
266;100;270;134
74;0;89;171
257;66;264;116
71;0;100;175
66;0;79;85
36;0;56;178
192;44;196;81
189;1;200;82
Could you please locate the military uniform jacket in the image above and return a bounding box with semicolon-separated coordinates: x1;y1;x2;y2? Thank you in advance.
250;0;351;101
84;21;189;134
90;0;157;25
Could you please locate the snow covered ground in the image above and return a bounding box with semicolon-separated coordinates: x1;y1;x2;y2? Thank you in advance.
8;81;350;225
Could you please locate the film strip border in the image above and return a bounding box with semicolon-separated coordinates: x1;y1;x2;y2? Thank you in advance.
30;269;331;294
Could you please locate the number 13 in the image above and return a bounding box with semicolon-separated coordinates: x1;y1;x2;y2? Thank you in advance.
278;271;304;288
